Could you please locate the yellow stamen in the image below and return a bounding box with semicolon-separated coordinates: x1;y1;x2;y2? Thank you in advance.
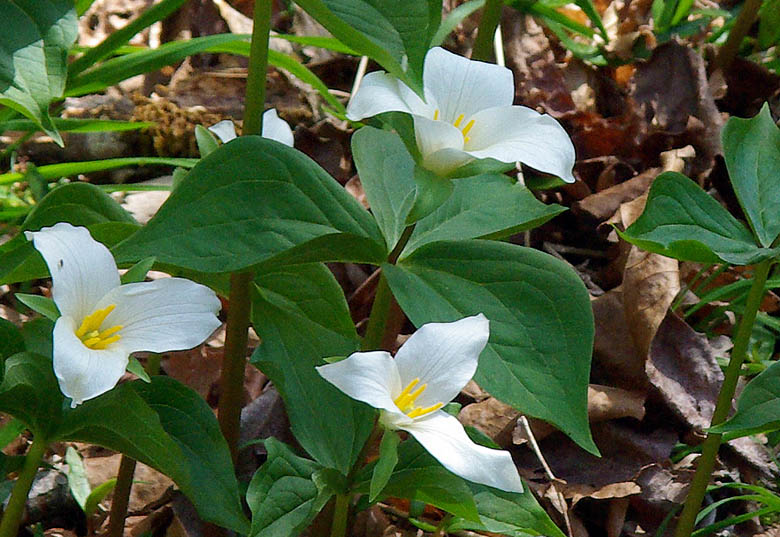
433;109;440;121
407;402;443;419
75;304;116;338
75;304;123;350
461;119;475;137
453;113;465;127
393;378;443;418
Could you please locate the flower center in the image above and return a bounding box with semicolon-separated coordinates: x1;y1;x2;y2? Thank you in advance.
74;304;123;350
433;109;475;144
393;378;443;419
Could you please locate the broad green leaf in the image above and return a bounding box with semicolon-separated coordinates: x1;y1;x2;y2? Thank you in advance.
711;360;780;438
114;137;383;273
354;439;479;521
15;294;59;321
120;256;156;284
404;174;566;255
246;438;328;537
448;483;565;537
0;183;139;285
57;379;250;534
758;0;780;48
0;319;25;360
620;172;770;265
65;446;91;511
722;104;780;248
369;430;400;501
250;264;374;474
351;127;416;252
0;0;77;144
407;165;454;225
0;353;63;438
385;240;597;454
295;0;441;92
195;124;219;157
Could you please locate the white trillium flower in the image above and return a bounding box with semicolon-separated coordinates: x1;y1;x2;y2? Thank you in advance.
347;47;576;180
26;223;222;407
317;314;524;493
208;108;294;147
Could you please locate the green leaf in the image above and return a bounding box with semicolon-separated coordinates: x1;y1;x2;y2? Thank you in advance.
114;137;383;273
295;0;441;92
620;172;769;265
68;0;187;77
65;446;91;512
758;0;780;48
56;379;249;534
0;319;25;360
407;165;454;225
0;117;153;134
24;182;137;230
354;439;479;521
404;174;566;255
432;0;485;46
83;479;116;517
722;103;780;248
385;240;597;454
195;124;220;157
126;357;151;383
15;294;59;321
0;353;63;438
0;157;197;185
448;483;565;537
711;360;780;438
0;0;77;145
246;438;328;537
351;127;416;252
120;256;156;284
370;430;400;501
250;264;374;474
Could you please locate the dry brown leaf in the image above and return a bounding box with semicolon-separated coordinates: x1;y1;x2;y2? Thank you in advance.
82;453;174;513
458;397;517;446
573;167;657;223
567;481;641;505
646;313;722;431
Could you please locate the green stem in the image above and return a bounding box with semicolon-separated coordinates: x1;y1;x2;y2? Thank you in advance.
674;259;772;537
242;0;272;136
361;225;415;351
330;494;350;537
106;355;160;537
715;0;762;71
472;0;503;62
217;0;272;462
0;435;47;537
218;271;254;463
106;455;137;537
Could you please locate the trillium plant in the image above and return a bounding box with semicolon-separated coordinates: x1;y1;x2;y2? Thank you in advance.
0;3;603;537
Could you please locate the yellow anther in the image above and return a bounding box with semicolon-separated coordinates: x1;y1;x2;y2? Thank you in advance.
407;402;443;419
461;119;475;137
433;109;440;121
75;304;122;350
453;113;465;127
393;378;442;418
75;304;116;338
90;334;121;350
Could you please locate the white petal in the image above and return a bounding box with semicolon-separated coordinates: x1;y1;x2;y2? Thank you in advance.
96;278;221;353
403;411;524;492
208;120;238;143
423;47;514;124
347;71;431;121
316;351;402;413
394;314;489;407
414;116;472;175
53;316;129;406
464;106;576;183
25;223;120;321
262;109;294;147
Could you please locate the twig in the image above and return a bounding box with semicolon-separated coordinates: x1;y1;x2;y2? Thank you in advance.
518;416;572;537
